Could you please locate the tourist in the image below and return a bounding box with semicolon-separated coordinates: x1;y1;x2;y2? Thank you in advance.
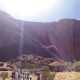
23;72;27;80
12;71;15;80
15;70;19;80
19;71;23;80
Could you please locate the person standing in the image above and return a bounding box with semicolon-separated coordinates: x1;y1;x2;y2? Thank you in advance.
12;71;15;80
15;71;19;80
29;74;32;80
19;71;23;80
26;73;29;80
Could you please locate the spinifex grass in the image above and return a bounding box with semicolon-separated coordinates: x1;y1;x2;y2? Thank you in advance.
54;72;80;80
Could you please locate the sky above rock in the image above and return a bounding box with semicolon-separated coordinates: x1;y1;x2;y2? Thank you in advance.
0;0;80;22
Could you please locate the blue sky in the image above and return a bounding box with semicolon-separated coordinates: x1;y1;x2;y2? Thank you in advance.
0;0;80;22
38;0;77;22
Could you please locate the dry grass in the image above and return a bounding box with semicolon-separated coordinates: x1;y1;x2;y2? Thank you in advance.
54;72;80;80
0;71;12;80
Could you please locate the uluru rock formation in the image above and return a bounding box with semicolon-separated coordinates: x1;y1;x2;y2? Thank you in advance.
0;10;80;61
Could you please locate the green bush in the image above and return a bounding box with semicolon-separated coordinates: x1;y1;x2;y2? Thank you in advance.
42;70;55;80
20;61;35;69
73;61;80;72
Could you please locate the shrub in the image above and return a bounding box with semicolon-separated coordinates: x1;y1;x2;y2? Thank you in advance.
0;72;8;80
42;70;55;80
73;61;80;72
20;61;35;69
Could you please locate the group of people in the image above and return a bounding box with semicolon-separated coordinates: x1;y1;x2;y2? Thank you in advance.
12;70;32;80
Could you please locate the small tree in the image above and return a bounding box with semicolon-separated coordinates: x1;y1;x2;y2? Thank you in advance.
73;61;80;72
1;72;8;80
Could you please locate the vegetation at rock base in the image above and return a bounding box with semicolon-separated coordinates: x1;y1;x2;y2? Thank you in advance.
72;60;80;72
42;69;55;80
20;61;36;69
0;72;8;80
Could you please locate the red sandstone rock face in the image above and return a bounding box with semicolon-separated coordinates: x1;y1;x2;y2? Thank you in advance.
0;11;80;61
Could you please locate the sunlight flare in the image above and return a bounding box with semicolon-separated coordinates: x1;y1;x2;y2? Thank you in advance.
0;0;59;19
